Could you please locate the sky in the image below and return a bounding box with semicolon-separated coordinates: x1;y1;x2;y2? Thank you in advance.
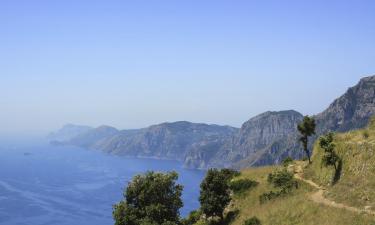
0;0;375;136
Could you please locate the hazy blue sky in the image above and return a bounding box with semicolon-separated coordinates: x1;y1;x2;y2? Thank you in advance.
1;0;374;136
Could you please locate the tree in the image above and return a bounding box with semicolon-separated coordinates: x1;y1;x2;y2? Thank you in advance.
113;171;183;225
297;116;316;163
199;169;231;221
319;132;339;170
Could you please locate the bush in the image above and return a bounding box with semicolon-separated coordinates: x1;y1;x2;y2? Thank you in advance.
220;168;241;181
363;130;370;139
267;169;298;190
244;216;261;225
282;156;294;167
259;191;281;204
229;179;258;194
181;210;202;225
260;169;298;204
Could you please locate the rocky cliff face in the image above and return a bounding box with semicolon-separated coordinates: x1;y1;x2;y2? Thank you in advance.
50;75;375;169
184;110;304;169
315;76;375;134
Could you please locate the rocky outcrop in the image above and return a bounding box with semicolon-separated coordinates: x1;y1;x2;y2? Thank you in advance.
315;75;375;134
184;110;304;169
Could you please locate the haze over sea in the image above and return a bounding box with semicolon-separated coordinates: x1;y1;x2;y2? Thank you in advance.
0;140;204;225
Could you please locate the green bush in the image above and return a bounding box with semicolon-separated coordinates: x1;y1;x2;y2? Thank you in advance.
267;169;298;190
260;169;298;204
181;210;202;225
363;130;370;139
282;157;294;167
229;179;258;194
244;216;261;225
220;168;241;181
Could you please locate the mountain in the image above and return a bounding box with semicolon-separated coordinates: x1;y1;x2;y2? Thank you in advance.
50;75;375;169
66;125;120;149
186;75;375;168
51;121;238;162
315;75;375;134
47;124;92;142
184;110;304;169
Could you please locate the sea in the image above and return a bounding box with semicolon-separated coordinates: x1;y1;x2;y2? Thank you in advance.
0;140;205;225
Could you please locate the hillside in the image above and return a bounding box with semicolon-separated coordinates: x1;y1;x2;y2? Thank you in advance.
209;118;375;225
304;116;375;210
219;166;374;225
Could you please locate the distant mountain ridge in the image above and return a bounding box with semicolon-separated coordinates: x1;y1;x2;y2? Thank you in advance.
50;75;375;169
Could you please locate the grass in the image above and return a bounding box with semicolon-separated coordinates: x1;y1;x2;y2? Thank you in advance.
225;166;374;225
304;117;375;210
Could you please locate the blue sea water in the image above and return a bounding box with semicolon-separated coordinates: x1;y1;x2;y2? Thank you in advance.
0;142;205;225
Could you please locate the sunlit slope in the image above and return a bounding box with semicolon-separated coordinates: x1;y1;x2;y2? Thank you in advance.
305;117;375;210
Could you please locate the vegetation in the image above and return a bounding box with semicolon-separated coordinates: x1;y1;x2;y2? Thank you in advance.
219;166;374;225
199;169;232;221
319;133;338;168
297;116;316;163
243;217;261;225
113;171;183;225
281;157;293;167
259;169;298;204
304;116;375;210
229;179;258;194
182;210;202;225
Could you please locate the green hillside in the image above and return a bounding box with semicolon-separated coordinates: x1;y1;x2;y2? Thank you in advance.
304;117;375;210
193;118;375;225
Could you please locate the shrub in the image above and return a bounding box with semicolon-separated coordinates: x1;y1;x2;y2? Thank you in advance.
220;168;241;181
181;210;202;225
229;179;258;194
363;130;370;139
260;169;298;204
282;157;294;167
267;169;298;190
244;217;261;225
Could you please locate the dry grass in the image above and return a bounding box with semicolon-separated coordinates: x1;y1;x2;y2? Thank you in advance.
305;117;375;210
226;166;374;225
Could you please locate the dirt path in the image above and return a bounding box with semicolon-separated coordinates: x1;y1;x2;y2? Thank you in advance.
293;163;375;215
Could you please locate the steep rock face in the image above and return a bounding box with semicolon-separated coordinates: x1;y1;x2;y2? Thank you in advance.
315;75;375;134
184;110;304;168
185;75;375;169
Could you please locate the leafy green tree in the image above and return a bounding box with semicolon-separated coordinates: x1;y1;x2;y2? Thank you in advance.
199;169;231;221
319;132;339;170
113;171;183;225
297;116;316;163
